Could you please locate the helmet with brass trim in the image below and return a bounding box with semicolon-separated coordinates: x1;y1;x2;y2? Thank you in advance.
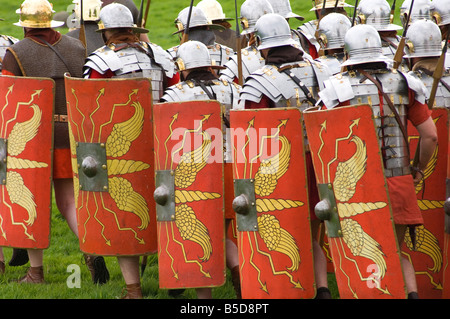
73;0;103;22
254;13;298;50
240;0;274;35
14;0;64;28
317;12;351;50
341;24;393;67
96;2;148;33
400;0;432;28
173;6;225;34
175;40;225;71
404;19;442;58
267;0;303;20
197;0;232;23
356;0;402;31
430;0;450;26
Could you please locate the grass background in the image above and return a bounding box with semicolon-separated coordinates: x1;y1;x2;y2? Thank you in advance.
0;0;401;300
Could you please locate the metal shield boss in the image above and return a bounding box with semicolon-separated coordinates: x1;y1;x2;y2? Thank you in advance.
230;108;314;299
304;104;407;299
153;100;225;289
0;76;54;249
65;76;157;256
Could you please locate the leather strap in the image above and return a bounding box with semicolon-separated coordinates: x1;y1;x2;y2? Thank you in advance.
279;65;318;106
358;69;410;157
38;37;74;76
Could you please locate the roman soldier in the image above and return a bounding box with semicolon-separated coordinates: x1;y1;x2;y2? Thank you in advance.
400;0;432;29
83;3;175;103
0;19;19;274
0;22;19;74
315;24;438;298
1;0;111;285
82;2;175;298
401;18;449;299
66;0;105;54
159;40;242;299
296;0;353;59
356;0;405;64
219;0;274;84
239;12;333;299
315;12;351;74
168;6;234;68
197;0;238;51
430;0;450;69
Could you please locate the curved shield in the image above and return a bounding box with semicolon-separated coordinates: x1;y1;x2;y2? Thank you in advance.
153;100;225;289
230;108;315;299
304;104;407;299
0;75;54;249
65;76;157;256
403;107;448;299
441;108;450;299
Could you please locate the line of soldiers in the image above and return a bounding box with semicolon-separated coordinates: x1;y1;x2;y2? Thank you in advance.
0;0;448;299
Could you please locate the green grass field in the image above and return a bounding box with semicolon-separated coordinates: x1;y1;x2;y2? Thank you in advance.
0;0;402;300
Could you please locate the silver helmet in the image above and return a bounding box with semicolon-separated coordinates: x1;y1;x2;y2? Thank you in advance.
341;24;393;67
254;13;298;50
267;0;303;20
356;0;402;31
317;12;351;50
97;3;148;33
173;6;225;34
197;0;232;22
175;40;224;71
240;0;274;35
400;0;432;28
404;19;442;58
430;0;450;26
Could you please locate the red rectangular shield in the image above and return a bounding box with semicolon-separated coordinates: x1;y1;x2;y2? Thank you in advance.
153;100;225;289
403;107;448;299
65;76;157;256
230;108;315;299
0;75;54;249
304;104;407;299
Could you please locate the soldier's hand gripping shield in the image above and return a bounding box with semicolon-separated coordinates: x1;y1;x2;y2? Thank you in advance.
65;76;157;256
304;104;407;299
153;100;225;289
0;75;54;249
230;108;315;299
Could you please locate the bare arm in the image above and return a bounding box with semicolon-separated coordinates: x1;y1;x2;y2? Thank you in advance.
413;116;438;184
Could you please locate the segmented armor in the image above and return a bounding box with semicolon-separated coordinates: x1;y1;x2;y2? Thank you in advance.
318;68;428;177
0;35;19;73
84;41;175;103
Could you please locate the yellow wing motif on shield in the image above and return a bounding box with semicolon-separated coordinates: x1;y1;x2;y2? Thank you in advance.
254;135;291;197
